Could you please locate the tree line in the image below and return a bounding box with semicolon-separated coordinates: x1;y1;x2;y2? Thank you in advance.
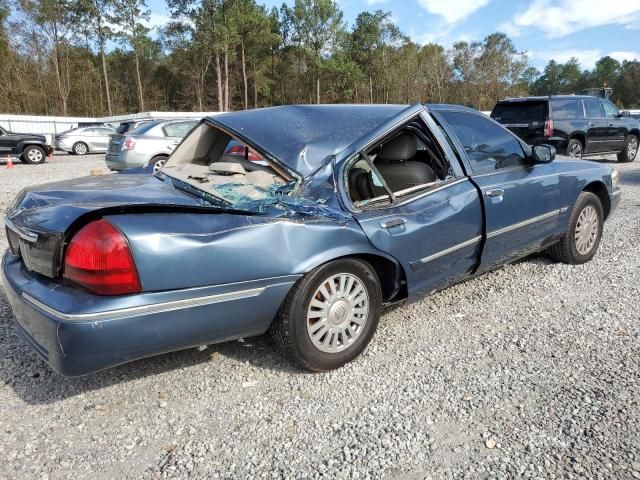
0;0;639;117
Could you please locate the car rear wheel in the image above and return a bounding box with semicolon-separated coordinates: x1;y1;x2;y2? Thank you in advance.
567;139;583;158
547;192;604;264
21;145;46;164
271;259;382;371
73;142;89;155
150;156;167;173
617;135;638;163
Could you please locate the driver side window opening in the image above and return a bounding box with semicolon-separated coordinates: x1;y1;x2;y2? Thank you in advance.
348;116;455;208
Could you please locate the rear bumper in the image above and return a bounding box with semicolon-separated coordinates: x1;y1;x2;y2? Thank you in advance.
2;251;295;376
105;151;147;171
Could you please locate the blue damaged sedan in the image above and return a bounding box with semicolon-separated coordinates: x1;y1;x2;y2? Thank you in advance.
2;104;621;375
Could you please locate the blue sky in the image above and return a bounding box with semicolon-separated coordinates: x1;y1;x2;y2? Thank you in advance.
147;0;640;71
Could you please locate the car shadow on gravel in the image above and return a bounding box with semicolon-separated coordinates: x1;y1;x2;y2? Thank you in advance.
620;170;640;186
0;290;302;405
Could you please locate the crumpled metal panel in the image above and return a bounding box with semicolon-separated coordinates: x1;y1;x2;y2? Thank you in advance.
209;104;410;176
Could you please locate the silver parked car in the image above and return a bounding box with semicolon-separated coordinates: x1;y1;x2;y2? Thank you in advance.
55;126;116;155
105;119;198;172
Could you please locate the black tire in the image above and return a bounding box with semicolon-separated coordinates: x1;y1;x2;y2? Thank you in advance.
617;135;638;163
547;192;604;264
73;142;89;155
566;138;583;158
270;258;382;372
150;155;168;173
21;145;46;164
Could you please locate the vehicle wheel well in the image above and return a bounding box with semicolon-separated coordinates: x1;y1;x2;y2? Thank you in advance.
628;129;640;140
326;253;407;303
583;181;611;219
569;134;585;147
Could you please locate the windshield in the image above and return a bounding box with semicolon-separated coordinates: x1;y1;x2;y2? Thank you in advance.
160;122;294;210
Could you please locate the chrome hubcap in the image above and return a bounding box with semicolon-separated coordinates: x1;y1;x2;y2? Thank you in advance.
75;144;87;154
574;205;599;255
628;138;638;160
27;149;42;162
569;143;582;157
306;273;369;353
153;159;166;173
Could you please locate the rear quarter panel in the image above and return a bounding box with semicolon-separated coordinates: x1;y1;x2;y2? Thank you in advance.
106;213;395;292
551;157;614;227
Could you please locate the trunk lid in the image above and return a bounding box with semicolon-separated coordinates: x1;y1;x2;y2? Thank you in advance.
108;134;125;155
5;174;207;278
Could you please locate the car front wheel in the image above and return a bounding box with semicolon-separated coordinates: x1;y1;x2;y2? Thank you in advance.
271;259;382;371
21;145;46;164
547;192;604;264
73;142;88;155
617;135;638;163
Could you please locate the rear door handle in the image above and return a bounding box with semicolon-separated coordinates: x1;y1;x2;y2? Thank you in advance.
485;188;504;198
380;218;406;229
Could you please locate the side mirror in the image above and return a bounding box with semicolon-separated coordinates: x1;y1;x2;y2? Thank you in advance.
620;110;631;118
533;144;555;163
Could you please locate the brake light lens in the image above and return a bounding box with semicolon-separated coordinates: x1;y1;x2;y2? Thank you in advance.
122;137;136;151
63;219;141;295
225;144;263;161
544;118;554;137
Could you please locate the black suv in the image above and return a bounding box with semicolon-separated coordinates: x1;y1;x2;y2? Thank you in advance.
491;96;640;162
0;126;53;164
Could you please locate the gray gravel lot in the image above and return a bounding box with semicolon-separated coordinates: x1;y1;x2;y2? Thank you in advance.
0;153;639;479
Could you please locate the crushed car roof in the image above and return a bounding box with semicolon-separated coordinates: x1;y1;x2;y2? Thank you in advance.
208;104;411;176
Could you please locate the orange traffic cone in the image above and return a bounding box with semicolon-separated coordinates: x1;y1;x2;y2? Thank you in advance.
6;155;14;169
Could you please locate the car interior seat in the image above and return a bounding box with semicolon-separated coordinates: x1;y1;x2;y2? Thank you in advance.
375;132;436;192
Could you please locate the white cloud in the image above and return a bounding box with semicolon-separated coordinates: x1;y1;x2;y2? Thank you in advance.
417;0;490;25
528;49;640;68
509;0;640;37
145;13;173;30
365;0;387;5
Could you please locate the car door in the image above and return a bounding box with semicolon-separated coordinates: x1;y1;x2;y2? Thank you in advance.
435;109;561;271
349;112;484;297
583;99;608;153
601;100;626;151
94;128;114;151
163;121;197;153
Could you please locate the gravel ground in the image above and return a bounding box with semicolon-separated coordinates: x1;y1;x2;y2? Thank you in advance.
0;153;639;480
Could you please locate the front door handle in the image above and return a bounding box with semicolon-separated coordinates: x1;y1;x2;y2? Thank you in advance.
380;218;406;229
485;188;504;198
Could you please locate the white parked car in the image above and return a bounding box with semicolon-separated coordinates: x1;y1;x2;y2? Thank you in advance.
55;126;116;155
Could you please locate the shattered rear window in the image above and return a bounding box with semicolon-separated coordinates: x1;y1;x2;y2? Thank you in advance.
160;122;300;212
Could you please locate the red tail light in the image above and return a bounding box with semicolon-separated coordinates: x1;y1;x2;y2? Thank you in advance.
225;145;263;161
122;137;136;151
544;118;554;137
63;219;141;295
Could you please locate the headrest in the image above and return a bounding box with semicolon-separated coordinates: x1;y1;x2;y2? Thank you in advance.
377;133;417;161
209;162;246;175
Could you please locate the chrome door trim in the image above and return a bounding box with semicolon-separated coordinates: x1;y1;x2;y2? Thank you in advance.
415;235;482;266
487;209;561;239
